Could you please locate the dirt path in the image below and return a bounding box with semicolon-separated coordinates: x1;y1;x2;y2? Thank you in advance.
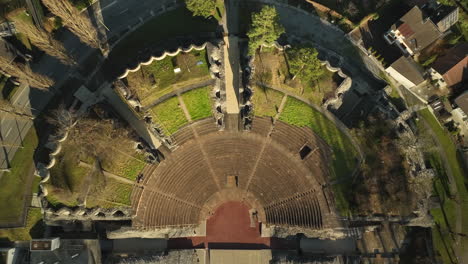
78;161;135;185
177;95;193;122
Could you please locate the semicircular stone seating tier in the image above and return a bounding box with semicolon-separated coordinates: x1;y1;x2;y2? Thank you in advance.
132;119;338;230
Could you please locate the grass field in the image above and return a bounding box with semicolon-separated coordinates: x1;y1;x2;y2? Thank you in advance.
151;96;188;135
0;208;43;241
418;108;468;262
252;86;284;117
108;7;217;67
0;127;38;225
181;86;213;121
101;152;146;181
126;49;211;107
86;178;132;208
279;97;358;180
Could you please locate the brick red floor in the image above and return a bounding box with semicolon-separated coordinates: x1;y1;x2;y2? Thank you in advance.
168;201;298;250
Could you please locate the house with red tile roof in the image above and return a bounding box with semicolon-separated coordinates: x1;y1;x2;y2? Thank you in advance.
430;43;467;88
383;5;458;56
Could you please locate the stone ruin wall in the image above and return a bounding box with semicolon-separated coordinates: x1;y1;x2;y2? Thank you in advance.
114;41;226;148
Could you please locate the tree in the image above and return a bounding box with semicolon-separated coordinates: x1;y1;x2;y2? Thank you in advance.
0;99;34;120
0;55;54;89
286;45;324;82
185;0;216;18
41;0;100;49
11;18;76;65
247;6;284;55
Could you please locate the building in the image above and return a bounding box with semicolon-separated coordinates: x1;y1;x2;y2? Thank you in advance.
384;5;458;56
454;91;468;124
29;239;101;264
385;56;425;88
0;248;19;264
384;6;442;56
430;43;468;88
30;238;61;252
425;4;459;32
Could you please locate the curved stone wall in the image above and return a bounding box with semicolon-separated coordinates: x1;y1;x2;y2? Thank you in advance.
117;43;208;80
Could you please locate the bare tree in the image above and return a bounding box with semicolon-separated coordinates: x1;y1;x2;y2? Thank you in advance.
0;55;54;89
11;18;76;65
0;99;34;120
41;0;100;49
69;118;134;163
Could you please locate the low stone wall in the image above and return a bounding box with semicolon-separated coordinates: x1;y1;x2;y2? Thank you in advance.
114;41;224;148
44;207;133;221
117;43;208;80
107;223;206;239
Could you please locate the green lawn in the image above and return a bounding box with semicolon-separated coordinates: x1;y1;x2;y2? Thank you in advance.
181;86;213;121
128;49;211;107
107;7;217;67
101;152;146;181
151;96;188;135
279;97;358;180
86;178;132;208
418;108;468;262
0;208;43;241
0;127;38;225
252;86;284;117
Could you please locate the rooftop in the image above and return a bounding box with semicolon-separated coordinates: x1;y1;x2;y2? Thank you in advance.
455;91;468;114
389;56;425;85
432;43;468;74
391;6;442;53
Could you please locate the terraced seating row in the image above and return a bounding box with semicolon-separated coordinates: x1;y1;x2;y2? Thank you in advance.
265;190;323;229
251;116;273;137
147;146;218;206
136;190;201;227
248;144;313;205
131;164;159;209
172;126;196;146
201;134;261;189
134;121;333;229
270;121;331;184
271;121;324;155
192;118;219;137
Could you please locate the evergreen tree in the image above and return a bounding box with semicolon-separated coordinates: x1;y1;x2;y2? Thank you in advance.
287;45;323;82
185;0;216;18
247;6;284;55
